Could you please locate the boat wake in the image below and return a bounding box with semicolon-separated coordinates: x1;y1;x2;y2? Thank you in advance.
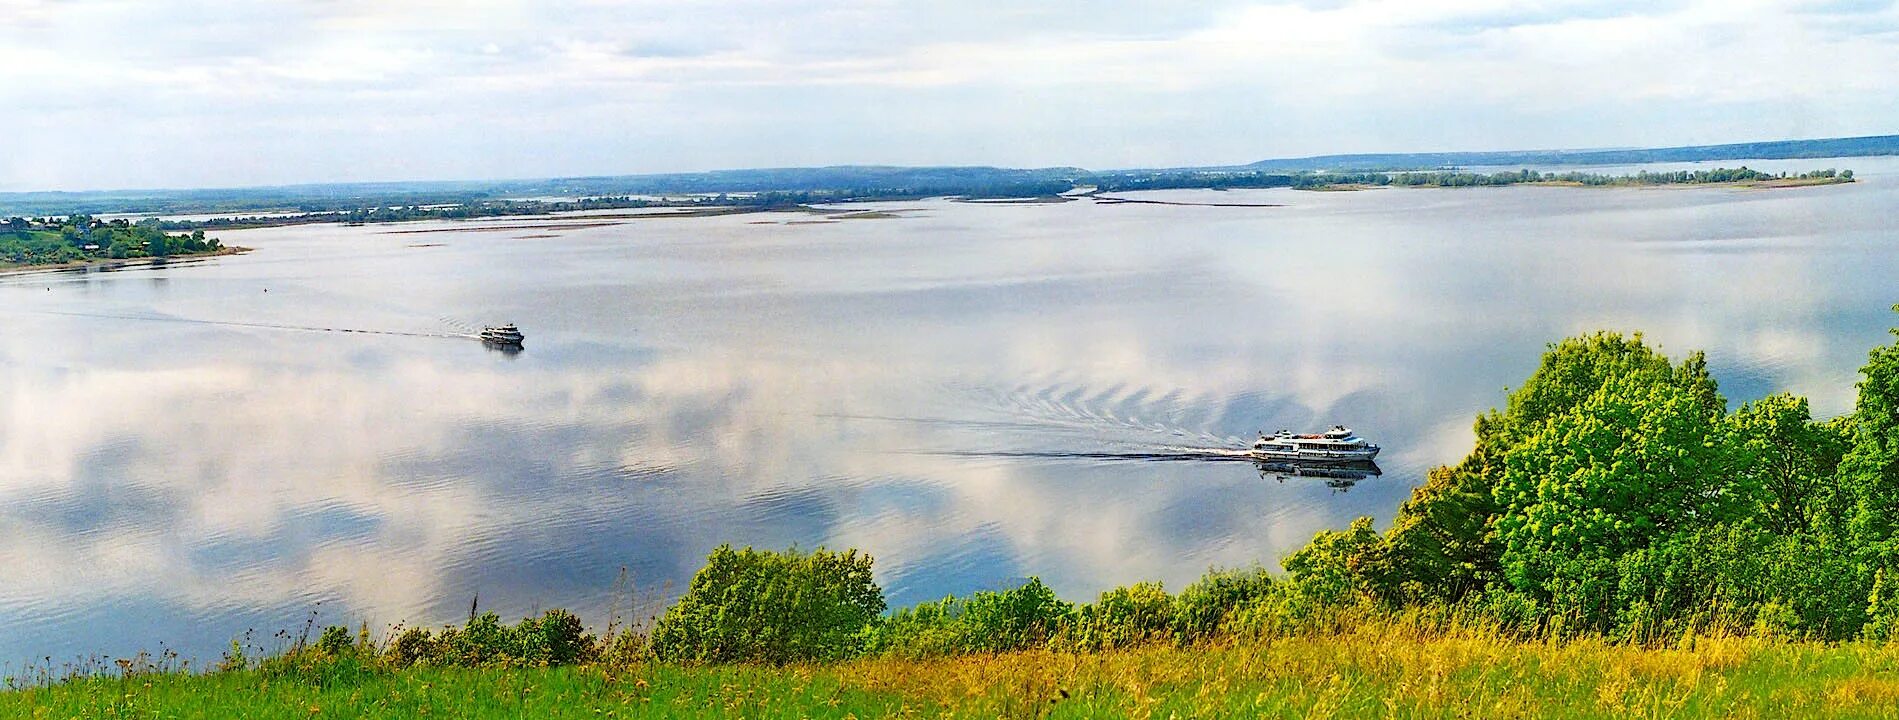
918;446;1261;463
21;309;481;340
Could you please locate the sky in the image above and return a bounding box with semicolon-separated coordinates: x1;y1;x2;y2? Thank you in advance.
2;0;1898;191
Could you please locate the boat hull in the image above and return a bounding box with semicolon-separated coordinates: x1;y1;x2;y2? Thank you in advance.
1249;447;1380;463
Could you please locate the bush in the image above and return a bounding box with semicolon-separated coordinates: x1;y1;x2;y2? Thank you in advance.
1866;569;1899;642
515;609;595;666
651;545;886;664
598;629;652;667
435;612;515;666
861;598;962;658
1060;582;1174;651
377;610;598;668
862;578;1072;658
385;627;435;668
1461;586;1544;637
1225;585;1343;638
316;626;353;656
952;578;1071;653
1282;517;1388;606
1172;567;1276;644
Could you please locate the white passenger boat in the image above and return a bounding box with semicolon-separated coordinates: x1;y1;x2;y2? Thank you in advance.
1250;426;1380;462
479;323;524;347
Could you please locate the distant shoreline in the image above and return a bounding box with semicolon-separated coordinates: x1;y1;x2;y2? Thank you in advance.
0;246;251;277
1285;171;1857;193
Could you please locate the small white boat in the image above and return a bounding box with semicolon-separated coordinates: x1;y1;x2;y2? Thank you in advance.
1250;425;1380;462
479;323;524;346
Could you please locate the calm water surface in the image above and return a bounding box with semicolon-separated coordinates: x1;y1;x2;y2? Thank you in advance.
4;158;1899;664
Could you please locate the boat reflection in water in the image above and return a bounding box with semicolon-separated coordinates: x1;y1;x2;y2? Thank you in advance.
1253;459;1383;490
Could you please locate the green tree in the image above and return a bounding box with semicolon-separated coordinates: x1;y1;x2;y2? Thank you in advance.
651;545;884;664
1379;434;1504;603
1374;333;1719;607
1839;307;1899;560
1494;372;1746;609
1282;516;1389;605
1728;393;1850;535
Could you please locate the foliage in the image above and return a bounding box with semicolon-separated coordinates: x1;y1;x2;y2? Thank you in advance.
385;626;435;668
1282;517;1390;606
650;545;885;665
1605;526;1866;641
1729;393;1850;535
1494;370;1746;620
1278;320;1899;641
373;610;595;669
1170;567;1276;643
862;578;1071;658
316;626;353;656
1839;309;1899;558
0;215;222;266
1058;582;1175;652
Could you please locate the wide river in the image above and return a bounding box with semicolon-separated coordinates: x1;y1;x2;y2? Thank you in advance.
4;157;1898;665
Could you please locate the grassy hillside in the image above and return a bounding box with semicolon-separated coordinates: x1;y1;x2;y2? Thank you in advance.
10;623;1899;719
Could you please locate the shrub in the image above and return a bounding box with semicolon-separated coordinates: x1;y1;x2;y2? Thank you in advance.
1461;585;1544;637
1060;582;1174;651
378;611;602;668
861;598;962;658
862;578;1072;658
317;626;353;656
1283;517;1388;606
1866;569;1899;642
1172;567;1276;644
651;545;885;664
218;639;249;672
1225;585;1347;638
598;629;652;667
436;612;517;666
385;627;435;668
954;578;1071;653
1753;601;1801;639
515;609;595;666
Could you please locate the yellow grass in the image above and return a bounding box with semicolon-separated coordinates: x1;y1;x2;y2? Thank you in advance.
11;620;1899;718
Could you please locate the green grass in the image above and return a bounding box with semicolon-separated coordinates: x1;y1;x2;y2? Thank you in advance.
5;664;910;719
12;625;1899;719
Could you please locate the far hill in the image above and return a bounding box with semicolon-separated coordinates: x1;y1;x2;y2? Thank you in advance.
1244;134;1899;172
1;133;1893;217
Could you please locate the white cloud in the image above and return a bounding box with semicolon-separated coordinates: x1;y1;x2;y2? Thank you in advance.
1;0;1896;190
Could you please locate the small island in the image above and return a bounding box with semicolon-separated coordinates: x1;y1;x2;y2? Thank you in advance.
1;215;241;272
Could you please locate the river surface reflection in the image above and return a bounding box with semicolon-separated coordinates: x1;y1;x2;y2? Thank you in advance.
4;157;1899;663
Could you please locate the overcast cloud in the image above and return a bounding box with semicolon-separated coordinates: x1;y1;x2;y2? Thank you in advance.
2;0;1896;190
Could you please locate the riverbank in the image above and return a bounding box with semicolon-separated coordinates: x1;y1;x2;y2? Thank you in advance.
10;623;1898;718
0;245;251;277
